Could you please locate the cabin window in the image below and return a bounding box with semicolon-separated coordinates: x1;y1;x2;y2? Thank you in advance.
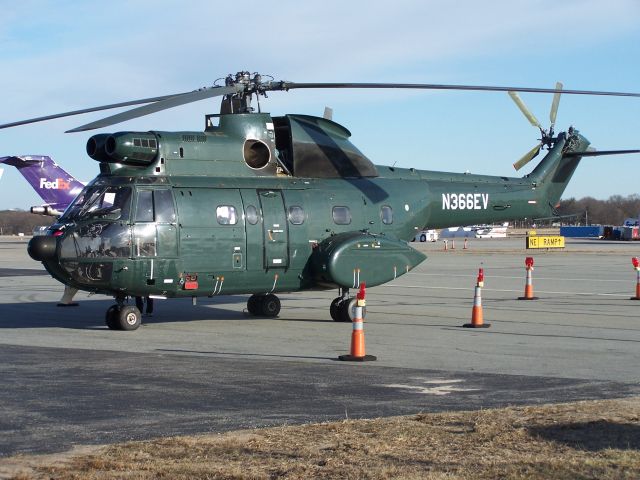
135;191;154;222
154;190;176;223
332;206;351;225
135;189;176;224
381;205;393;225
288;206;305;225
217;205;238;225
245;205;259;225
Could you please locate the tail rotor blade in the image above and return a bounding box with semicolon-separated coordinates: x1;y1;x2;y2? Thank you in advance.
549;81;563;127
508;91;542;129
513;142;542;171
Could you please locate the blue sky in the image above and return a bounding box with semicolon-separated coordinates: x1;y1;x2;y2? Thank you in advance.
1;0;639;210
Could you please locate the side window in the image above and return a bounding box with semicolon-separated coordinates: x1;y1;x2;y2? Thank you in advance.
154;189;176;223
135;190;154;222
288;206;305;225
135;190;176;223
245;205;259;225
332;206;351;225
217;205;238;225
381;205;393;225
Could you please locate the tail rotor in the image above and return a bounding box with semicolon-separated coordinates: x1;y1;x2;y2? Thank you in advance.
509;82;563;171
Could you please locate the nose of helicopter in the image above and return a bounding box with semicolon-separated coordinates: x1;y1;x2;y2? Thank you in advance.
28;235;58;261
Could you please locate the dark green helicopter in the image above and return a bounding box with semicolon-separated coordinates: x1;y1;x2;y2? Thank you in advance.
4;72;639;331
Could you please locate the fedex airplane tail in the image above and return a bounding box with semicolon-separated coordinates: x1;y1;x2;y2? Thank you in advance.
0;155;84;216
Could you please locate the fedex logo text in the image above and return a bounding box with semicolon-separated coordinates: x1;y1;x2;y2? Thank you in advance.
40;178;71;190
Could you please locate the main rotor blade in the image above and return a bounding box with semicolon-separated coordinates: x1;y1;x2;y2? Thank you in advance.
549;81;563;127
508;91;542;128
67;85;241;133
0;93;184;130
278;82;640;98
513;142;542;171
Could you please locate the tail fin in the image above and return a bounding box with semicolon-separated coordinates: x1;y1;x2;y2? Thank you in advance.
0;155;84;211
527;131;590;208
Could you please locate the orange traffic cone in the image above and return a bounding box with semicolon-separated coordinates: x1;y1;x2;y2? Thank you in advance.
518;257;539;300
463;269;490;328
339;283;377;362
631;257;640;300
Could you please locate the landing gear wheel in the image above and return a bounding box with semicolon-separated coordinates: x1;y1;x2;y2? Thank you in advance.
339;298;366;323
330;297;343;322
339;298;355;323
105;305;120;330
247;294;263;315
117;305;142;331
260;294;281;317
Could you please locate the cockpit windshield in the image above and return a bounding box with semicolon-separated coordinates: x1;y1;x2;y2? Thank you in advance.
61;185;132;221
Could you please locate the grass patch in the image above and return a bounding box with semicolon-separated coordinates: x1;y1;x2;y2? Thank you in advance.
5;397;640;479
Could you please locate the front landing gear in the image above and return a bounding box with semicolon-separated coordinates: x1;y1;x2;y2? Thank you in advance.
105;300;142;331
247;293;281;317
330;288;365;323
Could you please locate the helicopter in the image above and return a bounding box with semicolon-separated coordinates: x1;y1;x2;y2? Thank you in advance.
4;71;639;331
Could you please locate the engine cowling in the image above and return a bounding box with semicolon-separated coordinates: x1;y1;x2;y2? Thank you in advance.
87;132;159;166
30;205;62;217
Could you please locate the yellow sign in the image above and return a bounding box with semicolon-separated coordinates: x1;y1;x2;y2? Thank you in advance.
526;235;565;249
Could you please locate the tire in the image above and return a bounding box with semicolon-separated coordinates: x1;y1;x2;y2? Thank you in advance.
247;294;263;315
117;305;141;331
341;298;366;322
105;305;120;330
330;297;343;322
337;298;353;323
260;294;281;317
420;234;426;242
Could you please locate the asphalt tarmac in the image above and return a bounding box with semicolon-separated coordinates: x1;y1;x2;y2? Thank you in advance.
2;235;640;457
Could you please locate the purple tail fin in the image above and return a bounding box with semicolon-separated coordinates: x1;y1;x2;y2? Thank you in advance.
0;155;85;211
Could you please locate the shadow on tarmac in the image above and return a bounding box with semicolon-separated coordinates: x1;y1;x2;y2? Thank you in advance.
158;348;335;361
530;421;640;451
0;295;338;330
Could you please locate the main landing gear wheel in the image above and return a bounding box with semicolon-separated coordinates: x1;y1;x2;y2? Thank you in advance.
105;305;120;330
330;297;366;322
106;304;142;330
247;294;262;315
261;293;281;317
330;297;343;322
247;293;281;317
118;305;142;330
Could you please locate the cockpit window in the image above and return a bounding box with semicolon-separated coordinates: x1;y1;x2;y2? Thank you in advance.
61;186;132;221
